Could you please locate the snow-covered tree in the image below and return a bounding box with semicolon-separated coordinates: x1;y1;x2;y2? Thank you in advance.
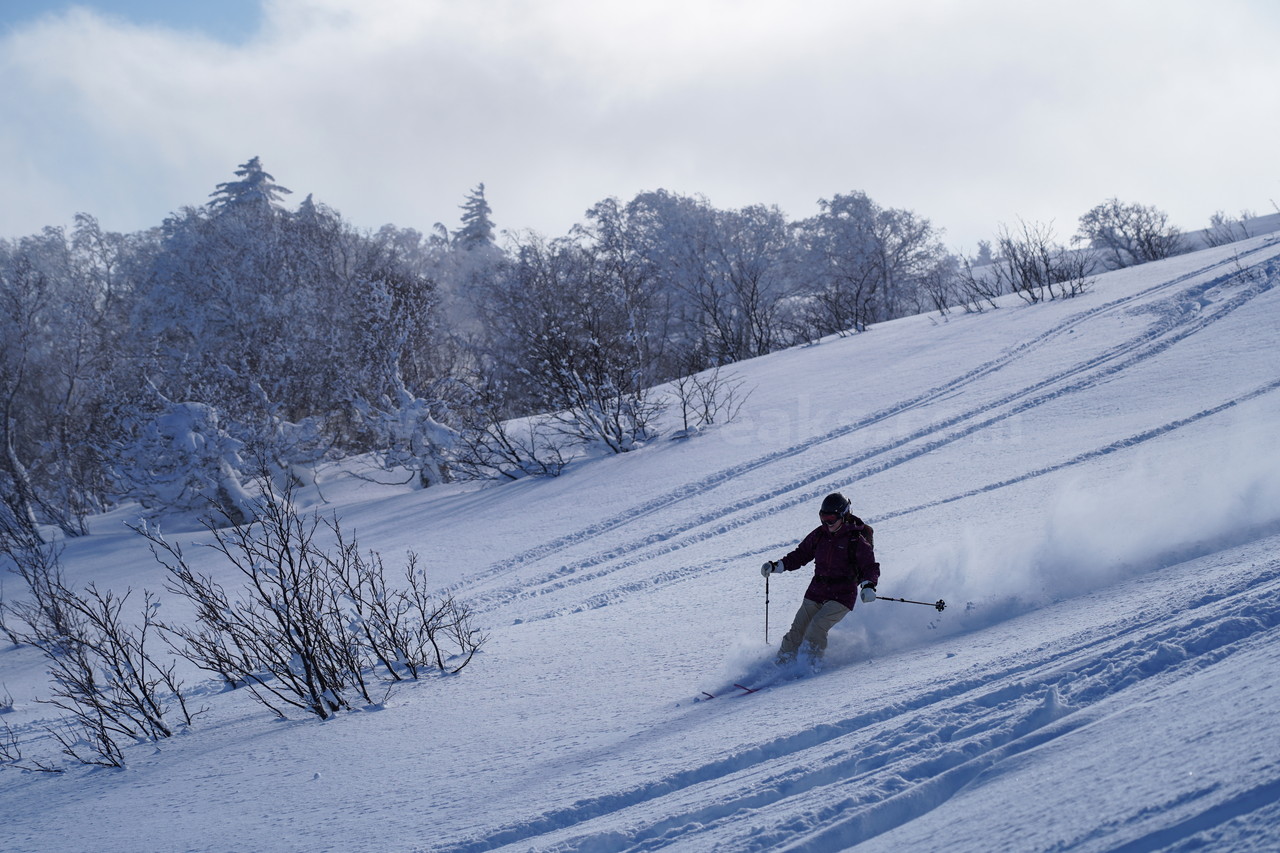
975;240;994;266
133;165;456;496
1202;210;1254;248
0;243;50;544
353;371;459;488
792;191;950;336
0;222;134;540
589;190;792;369
114;398;256;526
476;233;664;453
208;156;292;213
1075;199;1184;269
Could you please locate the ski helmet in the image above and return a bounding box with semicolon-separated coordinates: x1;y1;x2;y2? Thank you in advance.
819;492;850;519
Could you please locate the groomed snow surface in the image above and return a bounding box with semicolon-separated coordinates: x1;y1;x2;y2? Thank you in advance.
3;235;1280;852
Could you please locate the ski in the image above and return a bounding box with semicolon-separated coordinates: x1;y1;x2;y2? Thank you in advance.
698;682;759;700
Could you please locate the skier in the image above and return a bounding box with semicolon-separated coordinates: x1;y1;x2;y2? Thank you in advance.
761;492;879;664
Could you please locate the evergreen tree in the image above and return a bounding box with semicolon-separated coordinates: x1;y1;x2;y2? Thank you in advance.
975;240;994;266
208;156;292;212
456;183;495;249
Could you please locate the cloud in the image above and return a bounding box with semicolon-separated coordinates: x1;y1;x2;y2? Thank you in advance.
2;0;1279;249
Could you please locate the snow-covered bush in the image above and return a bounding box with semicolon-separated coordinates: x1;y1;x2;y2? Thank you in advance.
115;400;256;527
353;374;459;488
236;386;332;495
533;355;665;454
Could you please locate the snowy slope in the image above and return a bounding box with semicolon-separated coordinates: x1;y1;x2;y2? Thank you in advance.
2;235;1280;853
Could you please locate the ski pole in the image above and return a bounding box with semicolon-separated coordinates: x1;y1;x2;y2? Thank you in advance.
877;596;947;612
765;572;771;645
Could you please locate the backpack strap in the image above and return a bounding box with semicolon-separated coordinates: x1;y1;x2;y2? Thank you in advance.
844;514;874;584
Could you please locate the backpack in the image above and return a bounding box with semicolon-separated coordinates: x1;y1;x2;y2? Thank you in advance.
847;513;874;548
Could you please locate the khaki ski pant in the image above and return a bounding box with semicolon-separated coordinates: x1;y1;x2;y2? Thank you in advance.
778;598;851;661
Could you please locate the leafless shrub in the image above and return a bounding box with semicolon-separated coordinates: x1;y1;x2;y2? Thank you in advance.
1076;198;1185;269
953;256;1004;313
322;521;485;680
452;381;568;480
670;368;752;438
138;481;485;721
991;220;1094;304
916;255;960;317
536;354;667;453
0;539;196;769
1202;210;1255;248
1;722;63;773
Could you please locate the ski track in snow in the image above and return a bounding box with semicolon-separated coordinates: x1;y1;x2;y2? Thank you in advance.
436;548;1280;853
500;371;1280;626
454;246;1280;622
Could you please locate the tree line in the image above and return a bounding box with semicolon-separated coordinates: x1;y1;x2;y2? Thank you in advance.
1;157;1236;542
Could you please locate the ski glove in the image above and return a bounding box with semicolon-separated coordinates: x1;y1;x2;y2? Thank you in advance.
761;560;783;577
860;583;877;603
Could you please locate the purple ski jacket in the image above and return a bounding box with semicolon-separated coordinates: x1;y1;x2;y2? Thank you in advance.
780;515;880;610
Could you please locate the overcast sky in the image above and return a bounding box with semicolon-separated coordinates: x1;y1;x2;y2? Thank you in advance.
3;0;1278;252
